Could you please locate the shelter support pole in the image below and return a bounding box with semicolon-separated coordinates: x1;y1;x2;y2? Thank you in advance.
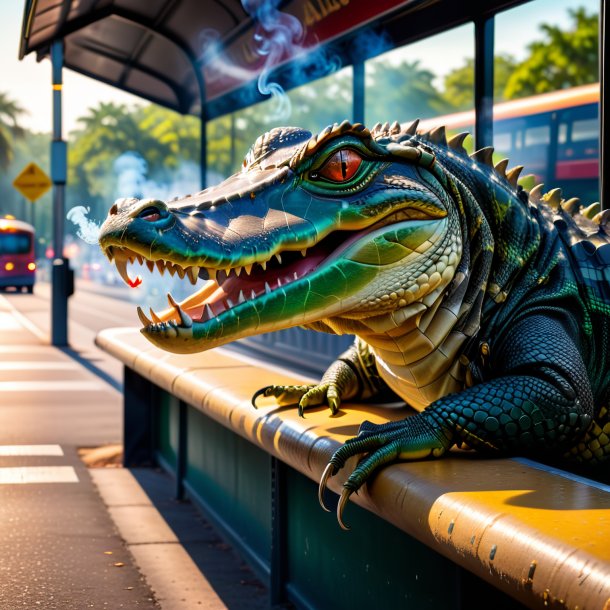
50;40;70;346
474;15;494;150
353;61;365;125
601;0;608;209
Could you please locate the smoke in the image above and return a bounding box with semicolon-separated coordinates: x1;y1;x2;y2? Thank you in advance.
201;0;341;122
66;206;101;245
113;151;199;200
243;0;303;120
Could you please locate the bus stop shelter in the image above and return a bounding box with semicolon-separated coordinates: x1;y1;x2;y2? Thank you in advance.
18;0;609;345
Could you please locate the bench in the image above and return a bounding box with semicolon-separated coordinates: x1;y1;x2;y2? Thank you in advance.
96;326;610;610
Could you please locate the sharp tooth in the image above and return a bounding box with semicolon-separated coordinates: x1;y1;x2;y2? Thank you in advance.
300;249;307;257
168;265;176;277
114;256;133;286
156;260;166;275
244;264;253;275
136;306;152;327
294;271;298;280
226;297;235;308
146;260;155;272
251;289;257;299
235;266;243;277
177;307;192;328
149;308;162;323
136;254;144;265
277;277;282;287
264;282;272;294
238;290;246;304
187;267;199;285
176;266;186;279
128;255;135;264
261;261;267;271
275;253;282;264
204;304;214;320
167;293;179;309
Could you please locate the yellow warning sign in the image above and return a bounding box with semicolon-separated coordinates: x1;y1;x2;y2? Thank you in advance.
12;162;52;202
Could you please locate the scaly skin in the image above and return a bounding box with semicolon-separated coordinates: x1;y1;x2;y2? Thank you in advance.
99;119;610;528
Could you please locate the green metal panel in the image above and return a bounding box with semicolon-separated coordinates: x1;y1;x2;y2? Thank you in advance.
156;392;179;469
185;406;272;564
284;468;461;610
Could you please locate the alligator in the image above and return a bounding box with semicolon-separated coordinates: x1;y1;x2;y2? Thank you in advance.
98;119;610;528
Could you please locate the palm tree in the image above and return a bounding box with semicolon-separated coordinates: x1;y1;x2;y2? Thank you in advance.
0;92;26;170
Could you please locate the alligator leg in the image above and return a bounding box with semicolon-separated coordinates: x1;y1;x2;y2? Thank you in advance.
322;314;595;528
252;338;387;416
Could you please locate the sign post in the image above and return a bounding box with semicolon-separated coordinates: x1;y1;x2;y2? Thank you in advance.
50;40;70;347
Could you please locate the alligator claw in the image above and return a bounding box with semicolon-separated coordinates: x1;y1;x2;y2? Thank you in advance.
337;487;353;531
318;462;336;512
251;385;273;408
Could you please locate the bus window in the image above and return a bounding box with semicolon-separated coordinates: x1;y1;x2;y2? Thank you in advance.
0;233;32;255
494;132;512;154
571;118;598;142
524;125;551;147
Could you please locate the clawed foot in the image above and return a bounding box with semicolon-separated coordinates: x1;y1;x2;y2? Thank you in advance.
252;382;344;416
318;416;449;529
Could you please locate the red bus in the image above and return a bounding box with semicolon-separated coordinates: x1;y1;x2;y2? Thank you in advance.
418;83;600;203
0;218;36;293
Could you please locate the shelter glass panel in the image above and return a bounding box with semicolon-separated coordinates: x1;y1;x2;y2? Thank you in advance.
493;0;600;203
364;25;474;127
286;66;353;134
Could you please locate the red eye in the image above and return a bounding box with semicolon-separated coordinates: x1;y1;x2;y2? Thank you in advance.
316;149;362;182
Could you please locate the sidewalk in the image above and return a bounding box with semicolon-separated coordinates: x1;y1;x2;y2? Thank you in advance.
0;294;269;609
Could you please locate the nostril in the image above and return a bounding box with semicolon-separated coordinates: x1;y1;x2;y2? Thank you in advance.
109;203;118;216
138;206;163;222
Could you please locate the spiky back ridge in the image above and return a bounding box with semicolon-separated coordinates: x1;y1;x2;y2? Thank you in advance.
291;117;608;237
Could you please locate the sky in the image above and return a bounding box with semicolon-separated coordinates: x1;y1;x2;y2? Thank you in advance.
0;0;599;135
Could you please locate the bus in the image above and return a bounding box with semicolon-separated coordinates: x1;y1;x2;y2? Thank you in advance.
418;83;600;203
0;218;36;293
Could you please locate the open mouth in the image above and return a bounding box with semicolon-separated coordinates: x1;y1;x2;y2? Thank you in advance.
103;206;441;336
104;230;353;332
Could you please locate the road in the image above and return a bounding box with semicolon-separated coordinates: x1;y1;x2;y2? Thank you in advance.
0;280;160;608
3;279;142;387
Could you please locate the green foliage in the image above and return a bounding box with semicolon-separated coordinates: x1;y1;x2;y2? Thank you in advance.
365;60;450;124
0;92;26;170
503;7;598;99
442;54;518;110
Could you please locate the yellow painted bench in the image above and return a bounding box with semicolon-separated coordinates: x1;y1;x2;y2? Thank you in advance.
97;326;610;610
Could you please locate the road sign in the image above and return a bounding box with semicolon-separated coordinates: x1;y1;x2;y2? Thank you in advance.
12;163;52;202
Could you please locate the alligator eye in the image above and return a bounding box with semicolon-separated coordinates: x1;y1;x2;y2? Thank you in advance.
314;149;362;182
138;206;162;222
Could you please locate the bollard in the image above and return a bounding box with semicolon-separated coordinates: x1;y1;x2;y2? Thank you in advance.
51;257;73;346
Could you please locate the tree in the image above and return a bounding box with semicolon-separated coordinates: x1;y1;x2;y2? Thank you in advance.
504;7;598;99
0;92;26;170
366;60;450;124
442;54;518;110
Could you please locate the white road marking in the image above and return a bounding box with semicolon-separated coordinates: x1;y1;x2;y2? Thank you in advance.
0;380;105;391
0;445;64;456
0;466;78;484
0;313;22;331
0;362;78;370
0;295;48;341
0;346;55;353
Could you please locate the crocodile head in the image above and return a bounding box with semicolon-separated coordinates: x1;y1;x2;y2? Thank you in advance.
99;120;478;354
